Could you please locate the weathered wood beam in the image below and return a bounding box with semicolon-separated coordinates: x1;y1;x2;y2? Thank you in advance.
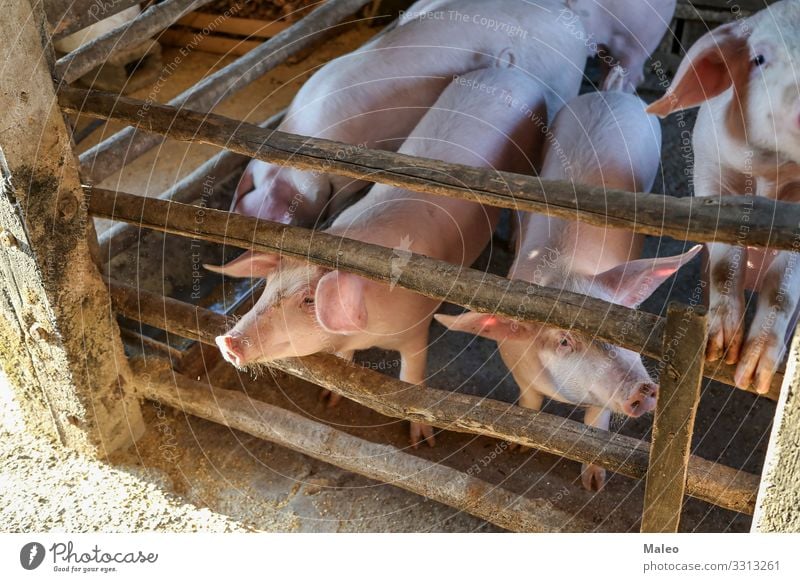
97;109;285;260
93;189;665;358
0;0;143;456
107;279;760;515
642;303;708;532
45;0;144;41
55;0;213;84
752;319;800;532
77;0;374;183
134;360;596;532
90;186;782;398
61;86;800;252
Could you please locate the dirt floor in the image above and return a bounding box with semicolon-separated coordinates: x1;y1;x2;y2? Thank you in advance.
0;23;776;532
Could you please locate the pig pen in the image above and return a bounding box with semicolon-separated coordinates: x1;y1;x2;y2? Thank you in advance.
0;0;797;533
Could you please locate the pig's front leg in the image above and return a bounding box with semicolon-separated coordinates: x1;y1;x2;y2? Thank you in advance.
736;250;800;394
706;242;747;364
400;341;435;448
581;406;611;492
508;389;544;453
320;350;354;408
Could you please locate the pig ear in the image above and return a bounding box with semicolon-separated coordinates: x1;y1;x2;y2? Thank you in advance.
647;22;750;117
204;251;280;278
593;245;702;308
315;271;368;334
434;312;527;342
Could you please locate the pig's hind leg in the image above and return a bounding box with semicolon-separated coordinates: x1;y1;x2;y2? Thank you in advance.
507;389;544;453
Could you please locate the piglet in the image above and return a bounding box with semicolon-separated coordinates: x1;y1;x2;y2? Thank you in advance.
647;0;800;395
230;0;587;233
211;67;551;447
437;91;700;490
564;0;676;91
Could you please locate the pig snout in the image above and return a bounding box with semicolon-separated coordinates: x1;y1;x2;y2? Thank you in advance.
216;334;249;368
621;382;659;417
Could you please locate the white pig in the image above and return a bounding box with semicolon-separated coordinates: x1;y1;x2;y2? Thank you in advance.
230;0;587;232
646;0;800;395
564;0;677;91
211;67;551;447
437;91;700;490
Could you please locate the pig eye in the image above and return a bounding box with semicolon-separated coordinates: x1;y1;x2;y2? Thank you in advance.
301;295;315;310
753;54;766;67
556;334;575;355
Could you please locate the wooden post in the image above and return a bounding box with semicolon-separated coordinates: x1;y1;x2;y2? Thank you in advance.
642;302;708;532
0;0;143;455
752;318;800;532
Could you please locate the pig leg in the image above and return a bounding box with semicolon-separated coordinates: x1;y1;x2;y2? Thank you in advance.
736;250;800;394
319;350;354;408
706;243;747;365
401;339;435;448
581;406;611;492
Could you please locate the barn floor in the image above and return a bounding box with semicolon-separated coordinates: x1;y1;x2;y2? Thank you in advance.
0;23;776;532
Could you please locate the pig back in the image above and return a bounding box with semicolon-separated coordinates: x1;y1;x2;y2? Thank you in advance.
541;91;662;190
331;67;552;266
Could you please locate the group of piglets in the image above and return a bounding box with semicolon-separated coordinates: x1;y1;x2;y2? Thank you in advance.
207;0;800;491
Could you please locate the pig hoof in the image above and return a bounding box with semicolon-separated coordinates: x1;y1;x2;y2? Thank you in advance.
506;441;530;454
319;389;343;408
581;463;606;492
706;302;744;364
410;422;436;448
735;335;782;395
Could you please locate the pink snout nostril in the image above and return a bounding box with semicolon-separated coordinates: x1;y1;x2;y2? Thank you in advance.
216;334;244;367
640;382;658;399
623;383;659;417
